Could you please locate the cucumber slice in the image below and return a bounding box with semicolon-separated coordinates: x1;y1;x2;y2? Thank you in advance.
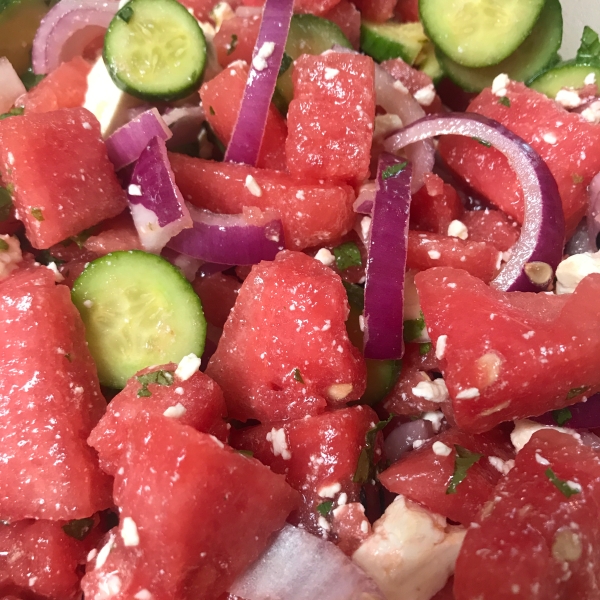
360;21;428;65
415;40;443;84
529;60;600;98
0;0;49;75
72;251;206;388
419;0;546;68
437;0;563;93
103;0;206;101
275;14;352;110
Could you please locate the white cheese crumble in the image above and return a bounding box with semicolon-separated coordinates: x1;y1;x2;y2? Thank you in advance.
432;441;452;457
428;250;441;260
542;132;557;145
447;219;468;240
175;353;201;381
581;100;600;124
535;452;550;466
314;248;335;266
491;73;510;97
120;516;140;547
95;535;114;570
324;67;340;80
352;495;466;600
555;251;600;294
488;456;514;475
134;590;153;600
584;72;597;85
360;216;372;243
510;419;580;453
422;411;444;433
318;515;331;532
245;174;263;197
252;41;275;72
83;299;94;308
393;79;409;94
318;482;341;498
326;383;353;401
413;84;436;107
455;387;480;400
555;88;582;109
435;335;448;360
266;427;291;460
128;184;143;196
0;235;22;282
163;403;187;418
412;378;449;403
45;261;64;283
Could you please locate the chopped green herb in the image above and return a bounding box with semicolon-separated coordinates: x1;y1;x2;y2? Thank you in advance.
293;368;305;383
227;34;238;55
343;281;364;311
0;188;12;222
0;239;8;252
552;408;572;426
576;26;600;66
403;312;425;343
0;107;24;121
545;468;581;498
118;4;134;22
333;241;362;271
31;208;44;222
316;500;334;516
382;161;408;180
471;137;492;148
498;96;511;107
353;414;393;484
136;369;175;398
62;517;94;541
20;68;45;91
446;445;483;495
70;228;95;249
567;386;589;400
279;52;293;76
237;449;254;458
419;342;432;355
572;173;584;184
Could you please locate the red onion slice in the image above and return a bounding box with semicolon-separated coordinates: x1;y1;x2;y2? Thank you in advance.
229;524;384;600
363;154;412;360
127;137;192;254
105;108;173;172
224;0;294;166
162;106;206;150
385;113;565;292
0;58;26;114
167;204;285;265
534;393;600;430
588;172;600;250
384;419;435;463
32;0;119;74
353;182;376;215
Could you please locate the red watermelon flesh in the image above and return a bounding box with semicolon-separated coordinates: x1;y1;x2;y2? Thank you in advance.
394;0;418;21
380;427;514;525
240;0;341;15
454;429;600;600
0;107;128;249
410;173;464;234
416;267;600;433
461;209;520;252
88;363;228;476
438;81;600;237
323;1;361;49
200;62;287;171
407;231;501;283
214;15;261;68
19;57;91;114
331;502;371;555
353;0;396;21
83;212;142;255
286;52;375;186
0;519;89;600
82;413;299;600
192;272;241;329
169;153;355;250
0;268;112;521
206;251;367;423
229;405;379;535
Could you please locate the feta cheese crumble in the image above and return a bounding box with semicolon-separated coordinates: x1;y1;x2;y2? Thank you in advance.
555;251;600;294
252;41;275;72
412;378;449;403
175;353;201;381
414;84;436;107
245;174;263;197
163;403;187;418
121;516;140;547
324;67;339;80
455;387;480;400
491;73;510;97
510;419;580;453
447;219;468;240
488;456;514;475
128;184;143;196
555;88;582;109
428;250;441;260
542;132;557;145
318;482;341;498
0;235;22;282
435;335;448;360
314;248;335;266
266;427;291;460
585;72;597;85
432;441;452;456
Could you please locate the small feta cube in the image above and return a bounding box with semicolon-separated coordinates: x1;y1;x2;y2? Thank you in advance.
447;219;468;240
120;516;140;547
555;88;582;109
175;353;201;381
510;419;580;453
556;251;600;294
491;73;510;97
266;427;291;460
413;84;436;107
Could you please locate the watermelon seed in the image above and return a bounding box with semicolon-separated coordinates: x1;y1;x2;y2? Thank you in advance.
524;261;553;287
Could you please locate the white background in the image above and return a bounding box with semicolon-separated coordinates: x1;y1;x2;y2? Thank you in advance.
561;0;600;58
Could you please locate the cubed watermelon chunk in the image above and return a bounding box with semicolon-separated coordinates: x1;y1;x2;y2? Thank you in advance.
241;0;341;15
438;82;600;237
200;62;287;171
83;212;142;255
323;1;361;49
0;519;89;600
0;268;112;521
19;57;91;114
169;153;355;250
213;15;261;68
192;272;241;329
461;209;520;252
410;174;464;234
353;0;397;21
88;363;228;476
380;427;514;525
0;107;128;249
331;502;372;555
207;251;367;422
454;429;600;599
286;52;375;186
230;405;379;535
82;413;299;600
416;267;600;433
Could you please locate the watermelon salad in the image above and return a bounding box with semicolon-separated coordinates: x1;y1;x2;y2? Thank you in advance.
2;0;600;598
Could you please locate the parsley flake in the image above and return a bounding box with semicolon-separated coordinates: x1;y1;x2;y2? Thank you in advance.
446;445;483;495
118;4;134;22
353;415;393;484
227;34;238;55
279;52;293;76
30;207;44;222
419;342;432;355
136;369;175;398
498;96;511;107
343;281;364;311
403;311;425;343
0;188;13;222
333;241;362;271
0;239;8;252
316;500;333;516
293;368;304;384
567;386;589;400
545;468;581;498
572;173;584;184
382;161;408;180
70;228;95;248
553;407;572;426
0;107;24;121
576;26;600;66
237;449;254;458
471;137;492;148
62;517;94;541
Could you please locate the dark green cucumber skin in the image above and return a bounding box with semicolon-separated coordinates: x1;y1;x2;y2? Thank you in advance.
437;0;563;93
529;61;600;98
360;21;425;65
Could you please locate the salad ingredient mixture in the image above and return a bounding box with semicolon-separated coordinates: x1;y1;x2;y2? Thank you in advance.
1;0;600;599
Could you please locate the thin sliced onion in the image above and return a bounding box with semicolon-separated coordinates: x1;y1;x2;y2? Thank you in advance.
353;182;376;215
32;0;119;74
127;137;192;254
162;106;205;150
363;154;412;360
167;205;285;265
385;113;565;292
225;0;294;166
534;393;600;430
384;419;435;463
0;58;26;114
105;108;172;171
587;172;600;250
229;524;384;600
